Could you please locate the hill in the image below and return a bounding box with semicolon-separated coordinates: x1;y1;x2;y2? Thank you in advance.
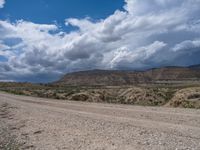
56;65;200;86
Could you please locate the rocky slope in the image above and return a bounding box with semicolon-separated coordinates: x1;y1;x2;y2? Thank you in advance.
56;65;200;86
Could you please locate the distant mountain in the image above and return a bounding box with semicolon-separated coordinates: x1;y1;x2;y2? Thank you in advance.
56;65;200;86
189;64;200;70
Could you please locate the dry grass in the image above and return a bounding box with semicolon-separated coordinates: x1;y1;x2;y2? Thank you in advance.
1;82;200;108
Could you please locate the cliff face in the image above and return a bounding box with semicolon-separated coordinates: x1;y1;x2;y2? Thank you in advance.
56;66;200;86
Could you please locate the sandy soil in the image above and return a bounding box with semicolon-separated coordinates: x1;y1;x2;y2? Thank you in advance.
0;92;200;150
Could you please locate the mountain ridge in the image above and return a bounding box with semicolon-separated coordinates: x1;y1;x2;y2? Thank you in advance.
56;65;200;86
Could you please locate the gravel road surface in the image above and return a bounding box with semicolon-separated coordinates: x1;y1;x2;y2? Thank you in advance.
0;92;200;150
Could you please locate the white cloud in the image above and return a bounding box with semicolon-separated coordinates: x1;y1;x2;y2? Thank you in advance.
110;41;167;69
0;0;5;8
0;0;200;82
173;40;200;51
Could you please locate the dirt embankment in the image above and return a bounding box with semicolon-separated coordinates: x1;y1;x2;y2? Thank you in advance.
168;87;200;108
1;82;200;109
68;87;174;106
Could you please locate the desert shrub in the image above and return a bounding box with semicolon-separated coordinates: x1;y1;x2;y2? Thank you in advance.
71;93;89;101
65;91;75;97
182;101;196;108
188;94;200;99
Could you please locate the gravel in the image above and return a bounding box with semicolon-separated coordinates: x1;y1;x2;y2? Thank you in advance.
0;92;200;150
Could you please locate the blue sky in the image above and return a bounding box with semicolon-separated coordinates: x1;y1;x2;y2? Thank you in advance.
0;0;124;31
0;0;200;82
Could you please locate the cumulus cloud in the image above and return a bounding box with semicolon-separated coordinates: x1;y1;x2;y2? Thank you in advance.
0;0;200;82
173;40;200;51
110;41;167;69
0;0;5;8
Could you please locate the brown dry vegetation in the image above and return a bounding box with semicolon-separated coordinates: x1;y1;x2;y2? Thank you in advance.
1;82;200;109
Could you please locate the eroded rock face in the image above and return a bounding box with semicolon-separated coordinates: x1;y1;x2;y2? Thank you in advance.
56;66;200;86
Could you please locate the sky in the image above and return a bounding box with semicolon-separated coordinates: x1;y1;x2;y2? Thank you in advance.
0;0;200;82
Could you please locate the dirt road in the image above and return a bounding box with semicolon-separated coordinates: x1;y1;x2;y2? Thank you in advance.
0;92;200;150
